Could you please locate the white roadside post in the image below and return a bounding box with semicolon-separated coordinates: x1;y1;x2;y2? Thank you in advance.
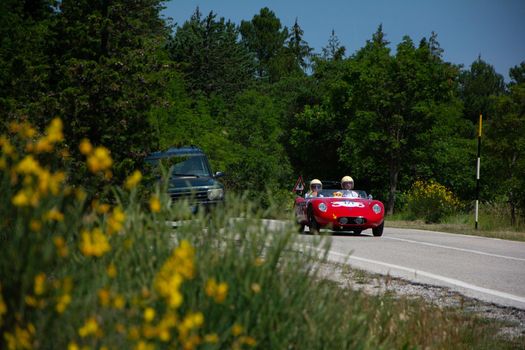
475;114;482;230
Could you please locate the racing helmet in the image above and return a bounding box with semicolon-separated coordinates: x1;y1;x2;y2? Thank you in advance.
310;179;322;191
341;176;354;189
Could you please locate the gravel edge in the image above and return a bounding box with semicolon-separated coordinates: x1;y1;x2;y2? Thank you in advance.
316;261;525;341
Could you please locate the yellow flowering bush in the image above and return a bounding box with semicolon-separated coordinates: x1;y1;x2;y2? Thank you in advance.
406;180;461;223
0;118;260;350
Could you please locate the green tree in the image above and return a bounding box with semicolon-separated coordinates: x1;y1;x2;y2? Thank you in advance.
486;63;525;224
287;18;313;73
224;90;291;194
45;0;170;185
321;29;346;61
339;30;462;213
0;0;55;123
168;8;255;101
240;7;288;82
459;57;505;123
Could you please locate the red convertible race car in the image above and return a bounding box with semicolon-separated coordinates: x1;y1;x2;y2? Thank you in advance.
294;188;385;236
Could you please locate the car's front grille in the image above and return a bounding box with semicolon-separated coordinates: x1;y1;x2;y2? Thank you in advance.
169;190;208;203
338;217;367;225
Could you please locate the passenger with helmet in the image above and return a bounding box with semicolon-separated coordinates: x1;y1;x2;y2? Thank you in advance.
306;179;324;198
341;176;358;198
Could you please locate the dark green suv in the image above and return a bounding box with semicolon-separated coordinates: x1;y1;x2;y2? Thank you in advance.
145;146;225;212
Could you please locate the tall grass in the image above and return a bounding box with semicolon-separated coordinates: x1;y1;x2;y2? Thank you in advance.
1;119;521;349
388;200;525;241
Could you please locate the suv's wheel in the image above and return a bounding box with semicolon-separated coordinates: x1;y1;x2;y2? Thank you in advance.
372;222;384;237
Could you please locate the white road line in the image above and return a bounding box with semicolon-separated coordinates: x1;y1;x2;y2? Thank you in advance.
383;236;525;262
326;250;525;306
386;226;525;243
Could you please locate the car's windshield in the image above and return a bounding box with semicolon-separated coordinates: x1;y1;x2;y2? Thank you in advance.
308;189;368;198
167;155;212;177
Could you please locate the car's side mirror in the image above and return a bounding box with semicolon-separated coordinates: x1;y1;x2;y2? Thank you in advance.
214;171;225;178
368;194;373;200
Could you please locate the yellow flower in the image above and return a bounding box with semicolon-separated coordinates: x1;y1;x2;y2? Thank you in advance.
254;257;265;266
149;195;161;213
46;118;64;143
80;228;111;257
35;138;53;153
16;155;42;175
79;138;93;155
96;289;110;308
182;312;204;329
125;170;142;189
56;294;71;314
75;188;87;202
0;136;15;157
240;336;257;347
107;206;125;234
206;279;228;303
143;307;156;322
4;324;35;350
251;283;261;294
0;284;6;324
10;121;37;138
87;146;113;173
53;236;69;257
48;171;65;195
135;341;154;350
34;273;46;295
232;323;244;336
96;203;110;214
204;333;219;344
113;294;125;309
78;317;99;337
107;263;117;278
12;190;31;207
44;208;64;222
68;342;79;350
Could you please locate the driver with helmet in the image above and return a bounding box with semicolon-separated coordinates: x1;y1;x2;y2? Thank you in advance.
341;176;359;198
306;179;324;198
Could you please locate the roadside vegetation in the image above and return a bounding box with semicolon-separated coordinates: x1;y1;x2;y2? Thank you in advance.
387;180;525;241
2;119;523;349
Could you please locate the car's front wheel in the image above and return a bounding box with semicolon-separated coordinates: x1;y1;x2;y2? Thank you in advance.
372;222;384;237
308;207;320;234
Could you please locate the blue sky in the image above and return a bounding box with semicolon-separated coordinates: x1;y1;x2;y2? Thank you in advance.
163;0;525;81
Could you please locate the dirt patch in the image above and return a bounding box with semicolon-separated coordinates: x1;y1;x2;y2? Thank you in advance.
317;261;525;341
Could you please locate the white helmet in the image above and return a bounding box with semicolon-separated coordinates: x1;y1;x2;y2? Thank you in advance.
310;179;322;190
341;176;354;188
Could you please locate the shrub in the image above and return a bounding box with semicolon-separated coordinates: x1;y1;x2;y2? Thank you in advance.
405;180;461;223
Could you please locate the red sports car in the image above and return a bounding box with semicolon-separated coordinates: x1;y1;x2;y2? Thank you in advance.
294;189;385;236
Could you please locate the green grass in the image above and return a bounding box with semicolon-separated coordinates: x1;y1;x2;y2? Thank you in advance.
387;209;525;242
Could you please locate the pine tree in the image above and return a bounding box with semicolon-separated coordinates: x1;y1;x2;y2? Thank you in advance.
322;29;346;61
168;8;255;101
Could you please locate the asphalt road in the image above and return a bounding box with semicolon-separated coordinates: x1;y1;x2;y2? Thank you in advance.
297;226;525;310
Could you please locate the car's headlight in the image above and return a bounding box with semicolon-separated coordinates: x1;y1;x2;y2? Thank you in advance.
372;204;381;214
207;188;224;201
318;203;327;212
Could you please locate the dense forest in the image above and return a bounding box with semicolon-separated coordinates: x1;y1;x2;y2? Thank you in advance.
1;1;524;220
